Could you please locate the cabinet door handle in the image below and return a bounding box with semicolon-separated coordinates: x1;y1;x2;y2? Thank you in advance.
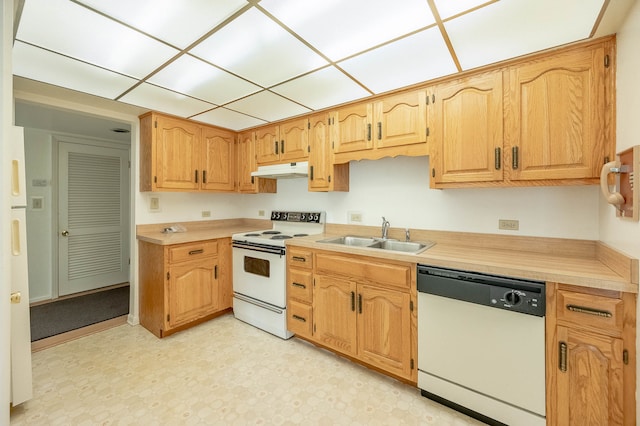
292;314;306;323
358;294;363;314
310;165;314;181
214;265;218;279
275;140;279;155
202;170;207;184
377;122;382;140
292;282;306;289
559;341;567;372
188;249;204;255
195;170;199;183
566;304;613;318
281;140;284;154
292;256;306;262
495;147;501;170
351;291;355;312
367;123;372;141
512;146;519;170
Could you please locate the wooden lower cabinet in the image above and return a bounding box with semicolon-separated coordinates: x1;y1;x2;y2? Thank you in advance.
138;238;232;338
286;248;416;383
547;283;636;426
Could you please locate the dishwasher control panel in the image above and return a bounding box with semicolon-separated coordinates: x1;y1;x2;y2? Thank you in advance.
490;287;543;315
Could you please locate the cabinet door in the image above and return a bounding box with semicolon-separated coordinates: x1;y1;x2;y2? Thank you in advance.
313;274;357;356
279;117;309;162
255;125;280;164
155;115;200;190
167;258;219;328
508;46;606;181
556;326;624;426
201;126;235;192
333;102;373;153
236;131;256;193
430;71;504;184
374;90;426;149
357;284;412;379
308;113;332;191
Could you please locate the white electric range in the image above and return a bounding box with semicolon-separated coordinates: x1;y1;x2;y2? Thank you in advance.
231;211;325;339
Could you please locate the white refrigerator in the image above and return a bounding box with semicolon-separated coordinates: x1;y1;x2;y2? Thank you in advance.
10;126;33;406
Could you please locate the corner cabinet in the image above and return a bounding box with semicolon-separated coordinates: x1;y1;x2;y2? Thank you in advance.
546;283;636;426
138;238;233;338
286;248;417;383
140;112;236;193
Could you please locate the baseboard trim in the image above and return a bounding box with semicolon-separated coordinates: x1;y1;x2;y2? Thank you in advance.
31;315;129;352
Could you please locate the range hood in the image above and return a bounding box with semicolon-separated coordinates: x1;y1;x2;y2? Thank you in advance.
251;162;308;179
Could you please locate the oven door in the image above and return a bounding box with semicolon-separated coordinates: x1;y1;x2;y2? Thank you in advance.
232;241;286;308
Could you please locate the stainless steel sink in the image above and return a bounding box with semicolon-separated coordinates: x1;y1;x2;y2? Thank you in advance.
318;235;434;254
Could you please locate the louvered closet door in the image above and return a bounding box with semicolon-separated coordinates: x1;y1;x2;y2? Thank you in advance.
58;141;129;296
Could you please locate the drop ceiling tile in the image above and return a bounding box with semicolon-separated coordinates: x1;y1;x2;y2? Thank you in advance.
225;91;311;122
446;0;606;70
192;108;267;131
12;41;138;100
148;54;261;105
119;83;215;118
271;67;370;110
432;0;493;20
338;27;457;94
260;0;436;61
17;0;179;79
189;8;328;87
76;0;249;49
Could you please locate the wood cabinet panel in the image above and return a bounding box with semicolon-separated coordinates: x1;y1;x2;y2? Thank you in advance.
255;126;280;164
315;252;410;289
167;258;219;328
156;115;200;190
169;240;218;263
288;300;313;338
333;103;373;153
256;118;309;165
201;127;235;192
236;131;276;194
313;274;357;356
287;248;313;269
374;90;426;149
288;268;313;303
557;289;624;332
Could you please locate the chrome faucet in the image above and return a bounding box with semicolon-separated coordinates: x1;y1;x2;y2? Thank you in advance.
381;216;390;239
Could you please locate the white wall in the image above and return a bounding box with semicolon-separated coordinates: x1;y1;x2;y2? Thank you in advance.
600;3;640;424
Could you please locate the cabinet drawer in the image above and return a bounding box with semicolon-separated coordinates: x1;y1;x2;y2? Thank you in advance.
288;300;312;338
287;248;313;269
169;241;218;263
557;290;623;332
288;268;313;303
315;253;410;290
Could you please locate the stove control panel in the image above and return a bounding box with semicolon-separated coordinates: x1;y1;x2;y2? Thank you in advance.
271;211;325;223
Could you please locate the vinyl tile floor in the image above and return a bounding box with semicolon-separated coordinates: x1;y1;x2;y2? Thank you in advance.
10;314;483;425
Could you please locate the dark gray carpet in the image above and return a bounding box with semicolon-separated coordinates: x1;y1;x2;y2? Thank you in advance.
30;286;130;341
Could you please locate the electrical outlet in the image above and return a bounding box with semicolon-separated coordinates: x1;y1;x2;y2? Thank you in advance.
499;219;519;231
258;210;265;217
348;211;363;223
202;210;211;218
149;197;160;211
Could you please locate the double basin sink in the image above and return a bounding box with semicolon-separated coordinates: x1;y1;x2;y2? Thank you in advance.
318;235;435;254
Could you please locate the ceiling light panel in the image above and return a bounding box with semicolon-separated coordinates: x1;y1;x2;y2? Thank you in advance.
271;66;370;110
13;41;138;100
76;0;249;49
260;0;436;61
225;91;311;123
433;0;494;20
339;27;457;94
191;108;267;131
189;8;328;87
17;0;179;79
148;54;261;105
119;83;215;118
446;0;606;70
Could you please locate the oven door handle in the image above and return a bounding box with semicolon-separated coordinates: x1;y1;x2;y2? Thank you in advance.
232;241;286;256
234;293;284;314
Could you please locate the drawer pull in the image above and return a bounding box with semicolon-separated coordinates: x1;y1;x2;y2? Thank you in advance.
292;282;306;289
292;314;306;323
559;341;567;372
188;249;204;255
566;304;612;318
292;256;306;262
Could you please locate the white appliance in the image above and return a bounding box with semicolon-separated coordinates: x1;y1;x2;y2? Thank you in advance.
231;211;325;339
10;126;33;405
417;265;546;426
250;161;308;179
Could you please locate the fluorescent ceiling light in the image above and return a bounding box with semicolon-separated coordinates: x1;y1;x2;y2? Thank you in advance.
226;91;311;122
433;0;494;20
192;108;268;131
119;83;215;118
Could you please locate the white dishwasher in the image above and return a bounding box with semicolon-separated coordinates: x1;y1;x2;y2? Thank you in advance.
417;265;546;426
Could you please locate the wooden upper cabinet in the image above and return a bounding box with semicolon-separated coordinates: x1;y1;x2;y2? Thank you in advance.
333;102;373;153
430;71;504;185
255;117;309;165
236;131;276;194
201;127;235;192
374;90;427;149
308;113;332;191
507;44;608;181
155;114;201;191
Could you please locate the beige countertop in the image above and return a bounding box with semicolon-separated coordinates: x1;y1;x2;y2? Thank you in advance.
136;220;638;293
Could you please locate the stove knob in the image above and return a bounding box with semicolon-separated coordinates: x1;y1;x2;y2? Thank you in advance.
504;290;521;306
282;212;288;220
301;213;306;221
313;213;320;222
